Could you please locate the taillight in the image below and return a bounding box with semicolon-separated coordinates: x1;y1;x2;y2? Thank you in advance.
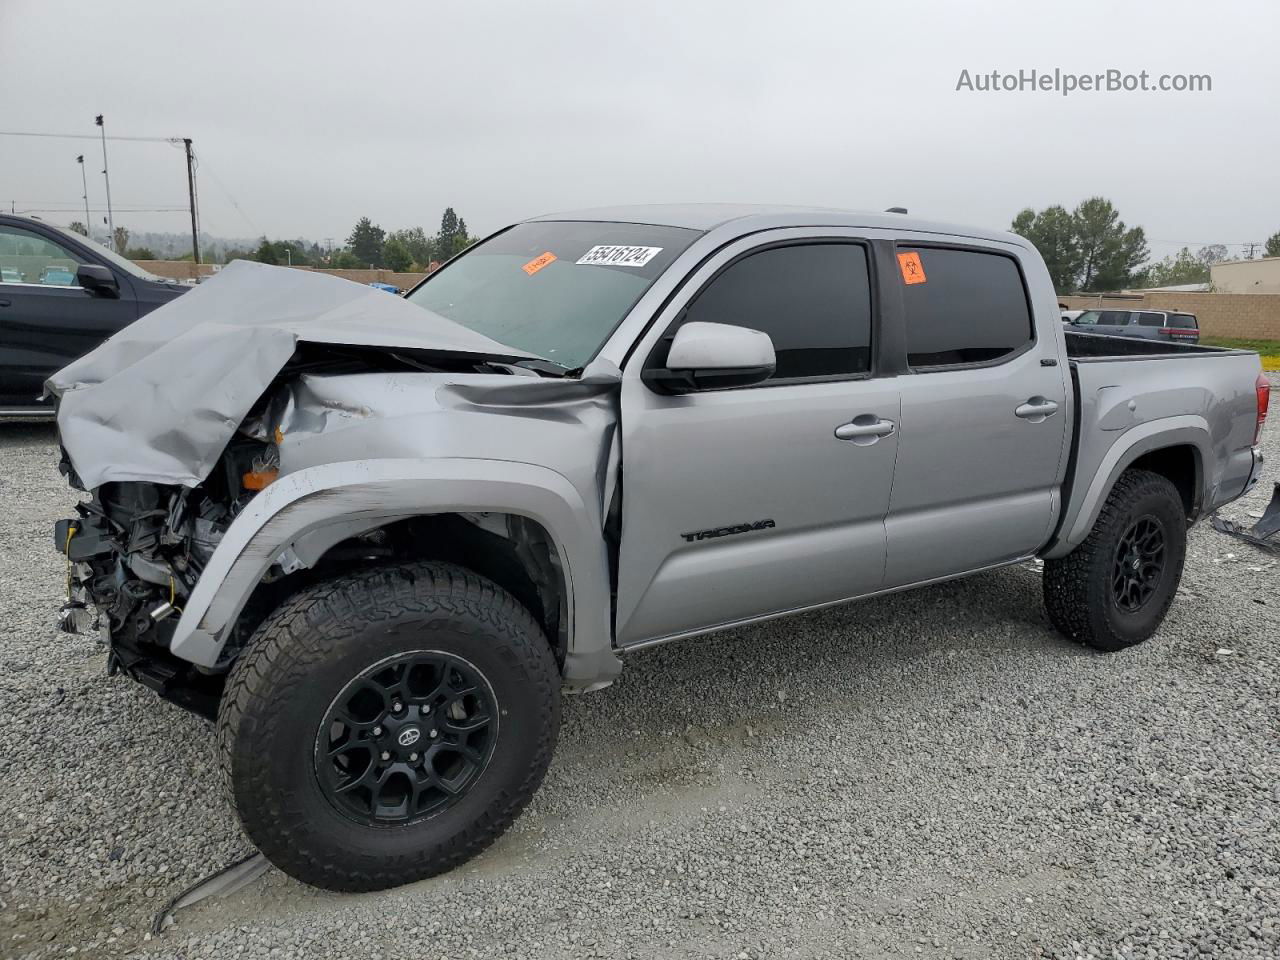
1160;327;1199;336
1257;373;1271;445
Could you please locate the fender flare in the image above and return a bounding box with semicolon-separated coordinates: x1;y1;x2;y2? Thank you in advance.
1042;417;1211;559
167;458;621;687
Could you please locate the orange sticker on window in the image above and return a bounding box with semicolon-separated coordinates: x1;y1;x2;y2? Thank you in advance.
522;251;557;276
897;251;926;285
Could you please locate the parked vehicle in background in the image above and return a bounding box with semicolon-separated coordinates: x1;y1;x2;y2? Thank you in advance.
49;205;1266;892
1061;309;1084;323
369;281;401;294
0;214;189;417
1068;308;1200;344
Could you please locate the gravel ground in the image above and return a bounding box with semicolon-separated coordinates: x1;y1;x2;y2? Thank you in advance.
2;383;1278;960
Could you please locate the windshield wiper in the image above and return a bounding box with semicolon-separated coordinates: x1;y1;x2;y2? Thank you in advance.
509;358;576;378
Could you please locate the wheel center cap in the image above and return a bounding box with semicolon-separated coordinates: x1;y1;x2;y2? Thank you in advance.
396;727;422;747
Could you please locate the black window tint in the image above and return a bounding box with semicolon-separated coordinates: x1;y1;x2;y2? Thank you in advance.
1167;313;1197;329
1098;310;1130;325
1137;312;1165;327
900;247;1032;368
680;243;872;379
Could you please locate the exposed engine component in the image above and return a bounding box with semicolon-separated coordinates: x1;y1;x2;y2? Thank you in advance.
55;434;277;717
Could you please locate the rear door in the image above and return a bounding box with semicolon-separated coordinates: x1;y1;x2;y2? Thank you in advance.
882;242;1070;586
0;224;137;408
614;232;900;645
1097;309;1135;337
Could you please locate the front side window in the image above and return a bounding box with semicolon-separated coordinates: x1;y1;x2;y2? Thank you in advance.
0;226;82;286
899;247;1032;368
671;243;873;380
407;220;699;370
1075;310;1101;325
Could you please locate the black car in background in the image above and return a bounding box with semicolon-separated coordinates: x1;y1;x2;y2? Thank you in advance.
0;214;189;416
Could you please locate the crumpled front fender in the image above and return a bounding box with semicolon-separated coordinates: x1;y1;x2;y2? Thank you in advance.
168;457;620;687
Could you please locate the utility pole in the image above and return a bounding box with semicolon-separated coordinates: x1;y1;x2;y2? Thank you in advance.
76;155;91;236
1243;241;1259;260
183;138;201;264
94;115;115;250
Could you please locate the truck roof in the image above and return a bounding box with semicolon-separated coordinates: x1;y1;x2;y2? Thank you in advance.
527;203;1025;247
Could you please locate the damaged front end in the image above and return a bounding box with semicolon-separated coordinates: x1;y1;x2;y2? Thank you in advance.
55;432;280;718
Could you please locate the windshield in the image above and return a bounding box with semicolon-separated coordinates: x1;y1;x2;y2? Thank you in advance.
406;220;700;370
48;222;171;283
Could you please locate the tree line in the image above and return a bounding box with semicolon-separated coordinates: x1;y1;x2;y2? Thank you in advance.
1012;198;1280;293
66;207;478;272
231;207;475;272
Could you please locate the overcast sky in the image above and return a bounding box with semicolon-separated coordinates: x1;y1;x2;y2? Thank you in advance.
2;0;1276;260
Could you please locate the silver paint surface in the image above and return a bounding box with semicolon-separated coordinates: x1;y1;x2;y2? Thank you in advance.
48;206;1267;688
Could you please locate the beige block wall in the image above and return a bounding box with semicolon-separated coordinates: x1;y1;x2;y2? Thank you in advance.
135;260;429;289
1060;292;1280;340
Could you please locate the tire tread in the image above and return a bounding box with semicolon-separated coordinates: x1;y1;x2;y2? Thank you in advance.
215;561;559;892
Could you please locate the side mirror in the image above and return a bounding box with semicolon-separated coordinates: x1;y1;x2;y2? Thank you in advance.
76;263;119;298
644;321;776;394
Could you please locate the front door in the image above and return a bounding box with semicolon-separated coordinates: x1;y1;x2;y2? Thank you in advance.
615;236;900;646
0;224;136;408
882;242;1070;587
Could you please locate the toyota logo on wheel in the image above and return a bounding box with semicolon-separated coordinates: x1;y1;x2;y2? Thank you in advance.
397;728;422;747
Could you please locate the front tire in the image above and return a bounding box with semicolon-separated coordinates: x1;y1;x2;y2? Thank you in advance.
1043;469;1187;652
216;562;560;892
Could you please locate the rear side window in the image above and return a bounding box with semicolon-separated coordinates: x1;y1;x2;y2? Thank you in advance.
677;243;872;380
899;247;1032;368
1166;313;1197;329
1137;312;1165;327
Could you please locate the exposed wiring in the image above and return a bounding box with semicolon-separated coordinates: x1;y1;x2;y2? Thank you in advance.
64;524;77;598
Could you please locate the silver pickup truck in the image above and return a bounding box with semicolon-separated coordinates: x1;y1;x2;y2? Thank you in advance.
49;205;1269;892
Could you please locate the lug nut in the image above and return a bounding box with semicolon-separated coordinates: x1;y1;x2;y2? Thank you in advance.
392;701;403;712
429;728;438;739
380;751;391;761
372;726;383;736
409;752;418;762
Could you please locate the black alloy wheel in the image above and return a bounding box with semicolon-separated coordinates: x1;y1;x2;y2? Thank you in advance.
1111;516;1166;613
315;651;497;826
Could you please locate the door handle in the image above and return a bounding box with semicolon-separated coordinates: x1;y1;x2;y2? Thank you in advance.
835;417;896;443
1014;398;1059;422
0;298;11;307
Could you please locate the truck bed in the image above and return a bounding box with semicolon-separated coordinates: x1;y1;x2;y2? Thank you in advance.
1045;331;1263;558
1064;329;1228;359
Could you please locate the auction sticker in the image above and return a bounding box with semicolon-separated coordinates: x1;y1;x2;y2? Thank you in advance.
522;251;557;276
897;251;927;285
576;245;663;267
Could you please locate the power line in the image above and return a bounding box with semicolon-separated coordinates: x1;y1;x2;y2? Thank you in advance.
0;130;178;143
194;154;260;236
4;124;203;260
11;205;189;215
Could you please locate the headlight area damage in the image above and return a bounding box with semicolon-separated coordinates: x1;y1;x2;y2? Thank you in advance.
46;259;602;719
54;433;278;715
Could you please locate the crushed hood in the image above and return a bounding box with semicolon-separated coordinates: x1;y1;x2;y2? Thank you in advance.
48;259;540;490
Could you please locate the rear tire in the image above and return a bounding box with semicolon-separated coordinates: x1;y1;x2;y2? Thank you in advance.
216;561;560;892
1043;469;1187;652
